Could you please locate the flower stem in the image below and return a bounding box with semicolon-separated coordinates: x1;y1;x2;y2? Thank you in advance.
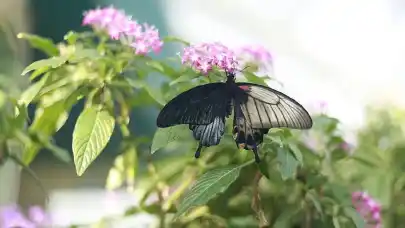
251;171;269;228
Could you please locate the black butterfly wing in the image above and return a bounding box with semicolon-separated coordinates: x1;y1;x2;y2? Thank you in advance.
189;116;226;158
235;82;313;130
156;83;229;128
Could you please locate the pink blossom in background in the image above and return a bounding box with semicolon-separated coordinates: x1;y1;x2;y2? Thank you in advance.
352;191;382;227
82;6;163;55
181;42;239;74
236;45;273;74
0;204;51;228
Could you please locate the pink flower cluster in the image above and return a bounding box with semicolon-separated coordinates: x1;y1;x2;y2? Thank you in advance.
181;42;239;74
237;45;272;66
82;6;163;55
181;42;274;75
352;191;382;228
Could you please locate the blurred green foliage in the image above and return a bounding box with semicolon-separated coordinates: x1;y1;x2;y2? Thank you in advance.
1;21;404;228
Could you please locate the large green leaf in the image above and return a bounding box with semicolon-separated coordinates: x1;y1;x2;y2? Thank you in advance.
72;107;115;176
17;33;59;56
277;147;299;180
175;163;248;218
151;125;193;154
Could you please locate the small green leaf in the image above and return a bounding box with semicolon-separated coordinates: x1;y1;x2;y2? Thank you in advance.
21;57;67;75
126;79;166;105
70;48;101;62
176;164;245;218
344;207;366;228
163;36;190;46
151;125;193;154
169;74;196;86
332;216;341;228
243;71;268;86
45;143;71;163
64;31;78;44
306;191;323;216
72;107;115;176
256;161;270;179
17;33;59;56
289;143;303;165
18;74;49;106
276;147;299;180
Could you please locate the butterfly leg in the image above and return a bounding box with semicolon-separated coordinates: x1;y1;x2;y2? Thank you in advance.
252;145;261;163
195;143;203;158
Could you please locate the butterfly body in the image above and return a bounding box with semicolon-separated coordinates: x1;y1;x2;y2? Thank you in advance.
157;72;312;162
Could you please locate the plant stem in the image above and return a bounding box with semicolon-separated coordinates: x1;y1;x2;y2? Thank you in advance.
251;171;269;228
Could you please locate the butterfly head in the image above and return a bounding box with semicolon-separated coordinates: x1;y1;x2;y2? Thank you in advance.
225;70;236;83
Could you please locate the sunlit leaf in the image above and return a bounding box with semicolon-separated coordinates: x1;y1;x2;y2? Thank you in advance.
21;57;67;75
18;74;49;106
332;216;341;228
151;125;194;154
17;33;59;56
72;107;115;176
176;164;247;218
64;31;78;44
70;48;101;62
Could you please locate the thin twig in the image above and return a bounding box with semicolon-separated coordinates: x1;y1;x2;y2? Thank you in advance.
251;171;269;228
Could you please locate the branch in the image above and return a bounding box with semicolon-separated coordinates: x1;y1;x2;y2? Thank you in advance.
251;171;269;228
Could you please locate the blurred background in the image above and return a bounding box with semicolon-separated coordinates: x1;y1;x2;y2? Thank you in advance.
1;0;405;226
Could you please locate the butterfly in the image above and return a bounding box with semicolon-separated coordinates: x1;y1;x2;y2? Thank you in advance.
156;71;313;162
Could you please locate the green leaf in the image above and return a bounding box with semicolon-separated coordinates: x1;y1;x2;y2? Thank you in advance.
64;31;78;44
151;125;193;154
18;74;49;106
176;164;245;218
306;191;323;216
126;79;166;105
289;143;303;165
276;147;299;180
21;57;67;75
23;101;69;164
344;207;366;228
17;33;59;56
169;74;196;86
72;107;115;176
45;143;71;163
163;36;190;46
243;71;268;86
256;161;270;179
70;48;101;62
332;216;341;228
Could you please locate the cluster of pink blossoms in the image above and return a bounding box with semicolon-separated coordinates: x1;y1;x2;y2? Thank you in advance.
181;42;239;74
181;42;273;75
236;45;273;66
82;6;163;55
352;191;382;228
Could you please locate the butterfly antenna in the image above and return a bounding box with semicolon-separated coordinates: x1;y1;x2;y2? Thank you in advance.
238;66;250;73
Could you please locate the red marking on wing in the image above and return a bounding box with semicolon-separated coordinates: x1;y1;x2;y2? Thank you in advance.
239;85;250;91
